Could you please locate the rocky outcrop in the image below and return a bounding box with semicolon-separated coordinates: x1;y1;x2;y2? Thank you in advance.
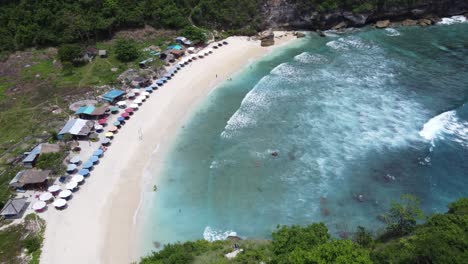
375;20;390;28
259;0;468;30
258;30;275;46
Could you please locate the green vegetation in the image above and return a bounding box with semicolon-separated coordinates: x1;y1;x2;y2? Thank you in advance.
181;26;208;45
140;196;468;264
57;44;83;63
0;213;45;264
35;152;66;174
115;38;140;62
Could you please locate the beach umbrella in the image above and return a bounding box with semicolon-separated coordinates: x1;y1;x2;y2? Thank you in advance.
121;112;129;119
100;138;111;145
197;52;204;58
207;48;213;53
132;88;141;95
105;132;114;138
98;118;107;125
145;87;153;93
47;185;61;193
112;120;121;126
137;95;146;101
108;125;118;132
78;168;90;176
142;91;150;97
66;181;78;190
82;161;94;169
125;108;134;113
69;156;81;164
32;201;46;211
217;42;223;46
203;50;209;56
117;116;125;122
59;190;72;199
187;47;195;53
110;106;119;113
161;77;168;82
130;103;139;109
127;92;136;98
156;80;164;86
213;45;218;49
66;164;77;173
93;149;104;157
72;174;84;183
90;156;99;164
223;40;228;45
53;198;67;208
39;192;53;201
94;124;104;131
117;101;127;108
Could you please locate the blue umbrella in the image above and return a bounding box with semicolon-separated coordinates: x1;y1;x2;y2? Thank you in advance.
161;77;168;82
117;117;125;122
82;161;94;169
78;169;90;176
156;80;164;85
90;156;99;164
66;164;77;173
145;87;153;93
164;74;172;79
93;149;103;157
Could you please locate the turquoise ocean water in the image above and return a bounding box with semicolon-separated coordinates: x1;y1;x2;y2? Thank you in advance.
142;19;468;251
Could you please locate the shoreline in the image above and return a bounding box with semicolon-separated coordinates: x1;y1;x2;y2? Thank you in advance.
40;32;299;264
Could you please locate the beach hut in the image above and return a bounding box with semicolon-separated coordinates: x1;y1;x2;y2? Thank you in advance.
47;185;61;194
53;198;67;209
75;105;108;120
22;143;60;168
9;170;50;189
102;89;125;103
69;156;81;164
59;190;72;199
72;174;84;184
32;201;46;212
58;118;95;139
82;161;94;170
0;197;28;218
66;181;78;191
39;192;53;202
66;164;77;173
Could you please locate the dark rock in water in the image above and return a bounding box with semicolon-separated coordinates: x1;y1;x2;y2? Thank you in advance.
271;151;279;157
321;208;330;216
384;174;396;182
227;235;242;241
356;194;366;202
375;20;390;28
153;241;161;248
316;30;326;37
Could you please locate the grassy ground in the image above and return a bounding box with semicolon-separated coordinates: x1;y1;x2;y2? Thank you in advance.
0;213;46;264
0;31;174;207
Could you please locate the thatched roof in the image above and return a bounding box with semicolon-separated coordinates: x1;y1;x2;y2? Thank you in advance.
10;170;50;188
0;197;27;216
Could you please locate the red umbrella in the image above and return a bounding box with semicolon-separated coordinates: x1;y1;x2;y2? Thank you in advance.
125;108;134;113
121;112;129;118
98;118;107;125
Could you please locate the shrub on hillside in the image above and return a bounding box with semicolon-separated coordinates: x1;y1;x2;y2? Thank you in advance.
114;38;140;62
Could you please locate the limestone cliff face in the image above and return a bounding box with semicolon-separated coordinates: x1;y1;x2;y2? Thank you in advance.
259;0;468;29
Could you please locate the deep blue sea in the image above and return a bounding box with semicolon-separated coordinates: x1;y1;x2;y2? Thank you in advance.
142;18;468;251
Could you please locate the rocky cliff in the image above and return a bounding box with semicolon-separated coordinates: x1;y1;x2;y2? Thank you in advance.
260;0;468;29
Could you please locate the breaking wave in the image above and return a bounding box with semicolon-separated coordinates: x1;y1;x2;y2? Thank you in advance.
203;226;237;242
437;15;467;25
419;107;468;148
385;28;401;37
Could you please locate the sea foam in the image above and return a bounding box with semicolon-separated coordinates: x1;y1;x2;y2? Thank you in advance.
203;226;237;242
419;109;468;148
437;15;467;25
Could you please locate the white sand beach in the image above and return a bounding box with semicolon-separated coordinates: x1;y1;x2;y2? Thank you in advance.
40;32;298;264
